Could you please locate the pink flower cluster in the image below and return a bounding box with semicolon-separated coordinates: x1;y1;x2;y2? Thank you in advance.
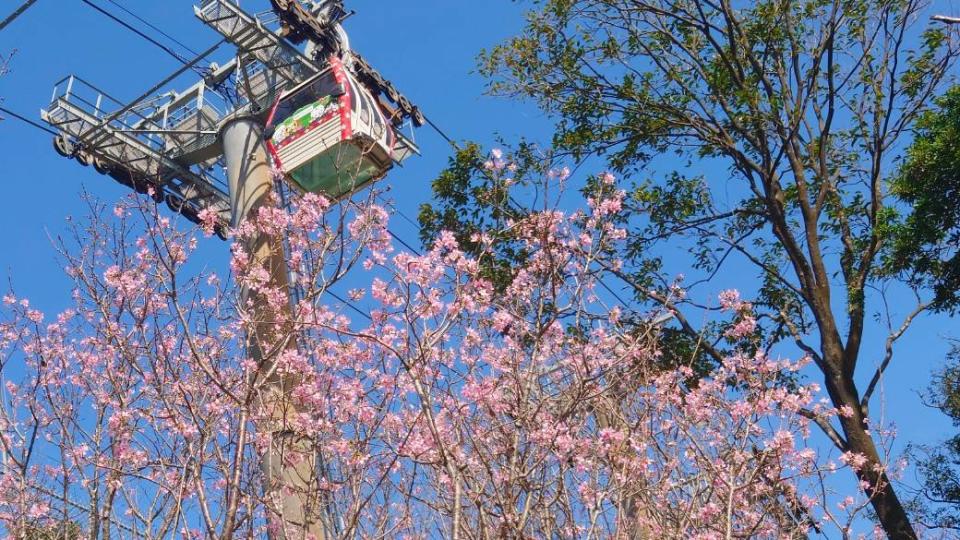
0;170;863;538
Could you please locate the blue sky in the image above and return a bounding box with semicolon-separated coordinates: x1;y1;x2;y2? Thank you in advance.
1;0;957;532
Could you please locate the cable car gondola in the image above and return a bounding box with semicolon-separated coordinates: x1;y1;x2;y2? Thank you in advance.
264;55;398;200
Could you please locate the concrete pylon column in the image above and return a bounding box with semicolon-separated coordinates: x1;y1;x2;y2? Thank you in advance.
220;116;328;540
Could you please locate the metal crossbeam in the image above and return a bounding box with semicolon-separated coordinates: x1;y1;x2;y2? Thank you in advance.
195;0;319;109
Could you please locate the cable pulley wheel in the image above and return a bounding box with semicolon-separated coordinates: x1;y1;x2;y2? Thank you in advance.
93;157;110;175
165;193;183;213
53;135;74;158
411;106;425;127
132;178;155;197
398;95;412;116
109;169;135;189
370;70;386;92
385;84;399;104
181;204;201;225
75;150;93;167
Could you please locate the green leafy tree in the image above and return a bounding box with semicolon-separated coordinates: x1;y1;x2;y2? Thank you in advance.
419;141;533;292
908;342;960;530
423;1;959;537
891;85;960;311
890;86;960;529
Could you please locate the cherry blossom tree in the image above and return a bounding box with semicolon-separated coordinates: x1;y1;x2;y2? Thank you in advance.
0;168;874;538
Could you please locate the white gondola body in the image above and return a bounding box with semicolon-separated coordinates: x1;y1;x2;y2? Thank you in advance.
266;55;398;199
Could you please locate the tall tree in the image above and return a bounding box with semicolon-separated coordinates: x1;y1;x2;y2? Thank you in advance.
888;85;960;528
423;0;959;537
890;85;960;311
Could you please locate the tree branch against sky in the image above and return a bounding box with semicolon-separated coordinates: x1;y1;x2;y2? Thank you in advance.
418;0;960;537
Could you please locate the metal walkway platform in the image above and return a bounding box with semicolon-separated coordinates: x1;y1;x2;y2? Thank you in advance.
41;75;232;226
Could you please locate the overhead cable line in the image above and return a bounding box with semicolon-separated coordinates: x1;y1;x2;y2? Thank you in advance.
422;114;458;148
0;0;41;32
597;278;632;311
324;288;372;321
0;105;57;135
100;0;200;57
390;201;421;230
386;228;422;257
79;0;204;72
375;194;423;256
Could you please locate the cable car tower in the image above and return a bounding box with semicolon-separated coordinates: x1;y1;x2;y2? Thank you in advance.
41;0;421;237
40;1;423;537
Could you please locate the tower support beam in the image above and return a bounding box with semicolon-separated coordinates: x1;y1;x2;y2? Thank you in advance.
221;116;328;540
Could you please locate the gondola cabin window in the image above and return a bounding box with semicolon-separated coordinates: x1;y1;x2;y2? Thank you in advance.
266;56;396;200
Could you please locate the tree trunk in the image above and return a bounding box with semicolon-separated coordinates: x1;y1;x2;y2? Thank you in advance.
822;363;917;539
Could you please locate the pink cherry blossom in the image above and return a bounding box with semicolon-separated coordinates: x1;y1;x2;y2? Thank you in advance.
0;174;876;538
